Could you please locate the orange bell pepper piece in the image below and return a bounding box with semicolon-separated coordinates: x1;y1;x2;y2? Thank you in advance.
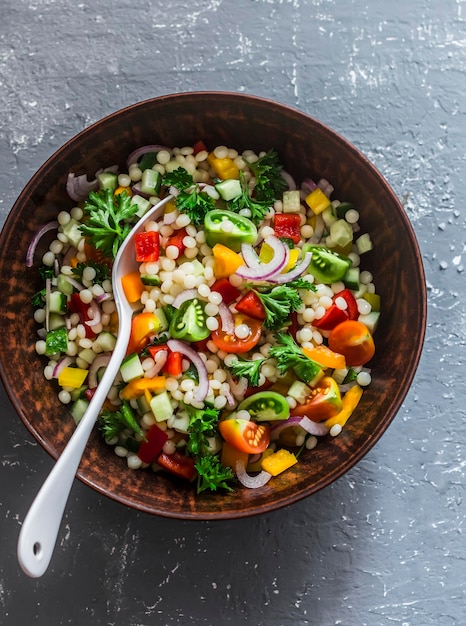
302;345;346;370
212;243;243;278
127;312;161;354
120;376;167;401
121;271;146;303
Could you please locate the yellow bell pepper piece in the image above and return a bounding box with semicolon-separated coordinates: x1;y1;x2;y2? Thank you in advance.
261;449;298;476
305;188;331;215
58;366;89;389
120;376;167;401
121;271;146;303
259;243;300;274
164;199;178;215
207;153;240;180
324;384;363;429
212;243;244;278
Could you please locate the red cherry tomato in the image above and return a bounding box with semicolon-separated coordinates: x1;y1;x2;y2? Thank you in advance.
290;376;342;422
328;320;375;366
211;314;262;354
219;419;270;454
235;290;266;321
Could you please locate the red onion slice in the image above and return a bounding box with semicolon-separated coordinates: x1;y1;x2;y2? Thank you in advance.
126;145;171;169
281;169;296;191
226;372;248;398
88;353;112;389
52;356;73;378
66;173;99;202
236;236;289;281
241;242;261;268
26;221;59;267
163;210;177;225
270;416;329;440
267;251;312;284
85;300;102;328
45;278;51;332
235;460;272;489
61;276;84;292
152;349;169;375
167;339;209;402
172;289;199;309
218;302;235;334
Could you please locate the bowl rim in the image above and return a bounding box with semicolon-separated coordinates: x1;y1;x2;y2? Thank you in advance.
0;91;427;519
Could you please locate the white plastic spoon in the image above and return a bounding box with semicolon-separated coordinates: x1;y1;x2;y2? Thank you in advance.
17;195;173;577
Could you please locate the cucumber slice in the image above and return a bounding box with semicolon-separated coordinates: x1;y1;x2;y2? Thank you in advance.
140;169;162;195
356;233;373;254
215;178;242;201
287;381;311;405
49;291;67;314
120;353;144;382
57;274;75;296
358;311;380;334
282;190;301;213
48;313;66;330
343;267;360;290
330;219;353;247
140;274;161;286
150;391;174;422
94;331;117;352
97;171;118;191
130;194;151;218
70;398;89;425
61;218;83;248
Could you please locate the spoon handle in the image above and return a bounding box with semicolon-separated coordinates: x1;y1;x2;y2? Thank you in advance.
17;332;129;578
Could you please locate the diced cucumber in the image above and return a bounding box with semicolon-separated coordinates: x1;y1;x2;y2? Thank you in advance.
57;274;75;296
205;436;222;454
191;259;205;276
334;202;354;219
215;178;242;201
61;218;83;248
322;205;337;228
150;391;174;422
120;353;144;382
358;311;380;334
45;327;68;355
140;274;161;287
94;331;117;352
356;233;373;254
140;169;162;195
343;266;360;290
78;348;97;365
70;385;88;402
70;398;89;425
287;381;311;404
282;190;301;213
154;307;169;332
49;291;67;314
136;394;152;415
48;313;66;330
131;194;151;218
97;171;118;191
167;410;190;434
330;219;353;247
333;368;349;384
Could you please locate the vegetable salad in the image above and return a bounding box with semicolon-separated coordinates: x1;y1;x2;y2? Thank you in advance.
29;141;380;494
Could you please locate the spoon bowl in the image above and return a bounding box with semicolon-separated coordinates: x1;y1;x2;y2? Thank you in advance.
17;195;172;578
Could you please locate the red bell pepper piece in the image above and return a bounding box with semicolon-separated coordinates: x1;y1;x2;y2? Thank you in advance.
138;424;169;464
165;351;182;376
314;304;349;331
273;213;302;244
192;337;211;352
135;231;160;262
156;451;197;482
335;289;359;320
164;227;187;256
148;344;169;360
235;290;266;321
192;140;208;155
67;292;96;338
289;311;299;340
210;277;241;305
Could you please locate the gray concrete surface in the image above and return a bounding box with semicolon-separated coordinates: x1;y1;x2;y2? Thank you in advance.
0;0;464;624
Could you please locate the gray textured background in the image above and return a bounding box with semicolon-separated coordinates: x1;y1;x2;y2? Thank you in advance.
0;0;464;624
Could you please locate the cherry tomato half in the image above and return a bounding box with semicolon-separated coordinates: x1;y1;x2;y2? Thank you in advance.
219;419;270;454
211;314;262;354
328;320;375;366
290;376;342;422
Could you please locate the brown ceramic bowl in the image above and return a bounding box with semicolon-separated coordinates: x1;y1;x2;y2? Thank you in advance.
0;92;426;519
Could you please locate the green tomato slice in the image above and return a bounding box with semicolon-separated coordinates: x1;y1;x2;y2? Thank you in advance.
169;298;210;342
204;209;257;252
238;391;290;422
303;244;351;284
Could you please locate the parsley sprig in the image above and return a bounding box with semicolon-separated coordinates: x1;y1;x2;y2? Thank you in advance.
163;168;215;225
245;149;288;203
98;400;146;442
227;171;271;224
246;280;315;331
80;190;140;258
269;333;323;384
185;405;235;494
227;356;267;387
